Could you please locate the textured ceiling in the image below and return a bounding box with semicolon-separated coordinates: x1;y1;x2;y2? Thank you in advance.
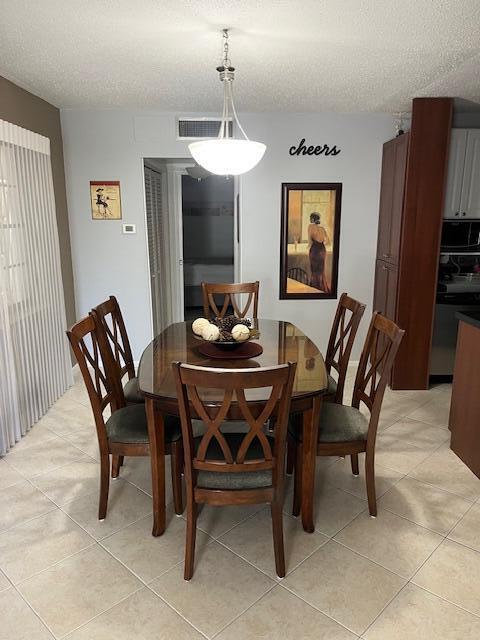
1;0;479;112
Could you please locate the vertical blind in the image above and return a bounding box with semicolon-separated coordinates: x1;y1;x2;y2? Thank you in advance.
0;119;72;455
144;166;172;334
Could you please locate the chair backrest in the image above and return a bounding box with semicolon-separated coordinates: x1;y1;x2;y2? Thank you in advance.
352;312;405;443
91;296;135;381
325;293;366;402
173;362;296;488
66;315;123;449
201;281;259;319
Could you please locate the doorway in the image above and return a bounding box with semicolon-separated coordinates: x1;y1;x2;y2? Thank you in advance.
143;158;237;334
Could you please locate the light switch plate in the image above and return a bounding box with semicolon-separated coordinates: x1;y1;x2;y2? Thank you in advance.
123;223;136;234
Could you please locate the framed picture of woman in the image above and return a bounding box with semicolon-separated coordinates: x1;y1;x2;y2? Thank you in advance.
280;182;342;299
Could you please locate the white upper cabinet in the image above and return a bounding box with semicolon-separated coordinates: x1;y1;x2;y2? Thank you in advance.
443;130;467;218
443;129;480;219
460;130;480;218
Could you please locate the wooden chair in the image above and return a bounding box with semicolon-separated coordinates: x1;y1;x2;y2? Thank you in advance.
173;361;296;580
67;315;184;520
289;312;404;517
91;296;143;404
201;281;259;319
286;293;365;476
325;293;366;404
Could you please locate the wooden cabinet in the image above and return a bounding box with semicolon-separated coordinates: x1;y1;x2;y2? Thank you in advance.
376;133;409;265
373;97;453;389
443;129;480;219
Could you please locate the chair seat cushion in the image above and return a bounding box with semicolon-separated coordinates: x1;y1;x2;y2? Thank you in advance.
123;377;144;404
106;404;183;444
195;429;272;490
289;403;368;444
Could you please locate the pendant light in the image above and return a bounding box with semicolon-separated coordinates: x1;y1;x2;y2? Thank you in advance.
189;30;266;176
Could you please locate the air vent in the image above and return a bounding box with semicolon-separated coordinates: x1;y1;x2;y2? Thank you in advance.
177;117;232;140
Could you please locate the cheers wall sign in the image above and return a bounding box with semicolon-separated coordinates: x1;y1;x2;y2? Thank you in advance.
289;138;341;157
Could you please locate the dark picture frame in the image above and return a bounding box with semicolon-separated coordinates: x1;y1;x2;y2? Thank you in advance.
280;182;342;299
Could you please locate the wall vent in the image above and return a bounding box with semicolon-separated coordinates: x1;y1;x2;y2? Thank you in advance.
177;117;232;140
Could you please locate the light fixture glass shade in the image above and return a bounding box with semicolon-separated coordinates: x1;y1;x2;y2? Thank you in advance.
189;139;266;176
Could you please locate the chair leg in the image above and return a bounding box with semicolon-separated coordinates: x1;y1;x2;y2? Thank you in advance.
350;453;359;476
292;441;303;517
99;454;110;520
271;500;286;578
184;499;197;581
119;455;124;467
171;441;184;515
111;455;121;479
365;451;377;516
286;436;294;475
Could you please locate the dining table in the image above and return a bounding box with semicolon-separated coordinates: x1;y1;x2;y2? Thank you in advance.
138;318;328;536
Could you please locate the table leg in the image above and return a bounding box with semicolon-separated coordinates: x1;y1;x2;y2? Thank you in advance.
145;398;166;537
301;395;322;533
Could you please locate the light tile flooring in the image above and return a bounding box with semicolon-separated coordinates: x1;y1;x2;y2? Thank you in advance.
1;369;480;639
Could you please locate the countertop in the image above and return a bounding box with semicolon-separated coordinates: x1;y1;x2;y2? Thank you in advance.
456;310;480;329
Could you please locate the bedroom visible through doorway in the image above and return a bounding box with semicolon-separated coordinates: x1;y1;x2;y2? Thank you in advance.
143;158;237;335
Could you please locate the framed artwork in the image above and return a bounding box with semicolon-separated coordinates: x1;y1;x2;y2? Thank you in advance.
280;182;342;299
90;181;122;220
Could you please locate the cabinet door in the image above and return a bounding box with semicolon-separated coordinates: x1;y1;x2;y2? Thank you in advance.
460;130;480;218
443;129;468;218
373;259;398;321
376;134;408;264
376;140;395;261
389;133;409;264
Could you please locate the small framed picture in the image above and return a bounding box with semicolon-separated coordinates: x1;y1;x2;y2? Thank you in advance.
280;182;342;299
90;181;122;220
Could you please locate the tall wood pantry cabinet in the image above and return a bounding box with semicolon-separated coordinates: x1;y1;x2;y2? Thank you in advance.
373;97;453;390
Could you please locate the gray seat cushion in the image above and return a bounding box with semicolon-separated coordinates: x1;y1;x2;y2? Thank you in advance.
289;403;368;444
106;404;182;444
195;430;272;490
123;377;144;404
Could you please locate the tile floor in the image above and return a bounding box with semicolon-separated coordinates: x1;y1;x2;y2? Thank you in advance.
1;368;480;639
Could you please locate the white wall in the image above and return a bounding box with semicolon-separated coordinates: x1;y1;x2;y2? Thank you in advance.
61;109;394;359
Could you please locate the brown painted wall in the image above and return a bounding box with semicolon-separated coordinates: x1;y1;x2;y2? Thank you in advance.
0;75;75;327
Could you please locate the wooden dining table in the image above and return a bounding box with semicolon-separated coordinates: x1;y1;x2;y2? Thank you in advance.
138;318;328;536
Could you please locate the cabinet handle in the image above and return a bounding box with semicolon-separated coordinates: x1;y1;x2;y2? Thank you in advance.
455;211;459;216
462;212;467;217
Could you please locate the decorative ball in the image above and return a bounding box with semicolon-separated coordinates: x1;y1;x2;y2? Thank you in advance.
192;318;210;335
202;323;220;341
231;324;250;342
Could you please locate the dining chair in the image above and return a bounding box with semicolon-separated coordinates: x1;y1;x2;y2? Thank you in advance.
67;315;184;519
325;293;366;404
288;312;404;517
91;296;143;404
286;293;365;476
201;281;259;319
173;361;296;580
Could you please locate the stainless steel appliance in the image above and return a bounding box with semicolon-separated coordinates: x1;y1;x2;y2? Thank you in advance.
431;250;480;376
441;219;480;253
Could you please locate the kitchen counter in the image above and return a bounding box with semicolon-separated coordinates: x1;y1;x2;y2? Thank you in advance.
449;314;480;479
455;310;480;329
